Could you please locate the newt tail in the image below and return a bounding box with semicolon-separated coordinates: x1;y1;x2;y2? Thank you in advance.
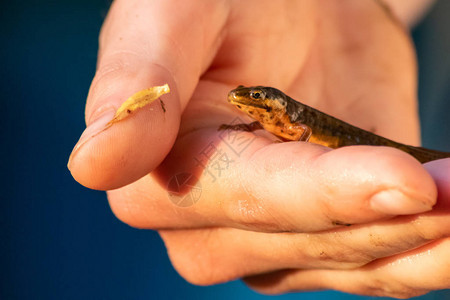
221;85;450;163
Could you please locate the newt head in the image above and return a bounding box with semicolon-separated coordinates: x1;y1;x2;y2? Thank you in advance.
227;85;306;141
227;85;289;123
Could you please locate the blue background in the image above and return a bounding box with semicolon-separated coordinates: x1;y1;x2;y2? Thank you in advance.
1;0;449;299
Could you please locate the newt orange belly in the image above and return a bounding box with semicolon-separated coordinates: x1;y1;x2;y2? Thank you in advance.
220;85;450;163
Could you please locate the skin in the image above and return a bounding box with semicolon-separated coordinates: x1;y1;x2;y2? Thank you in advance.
382;0;436;27
68;0;450;298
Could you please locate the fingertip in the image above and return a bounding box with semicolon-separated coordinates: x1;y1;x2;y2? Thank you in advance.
68;70;181;190
316;146;437;216
424;158;450;209
424;158;450;184
69;95;180;190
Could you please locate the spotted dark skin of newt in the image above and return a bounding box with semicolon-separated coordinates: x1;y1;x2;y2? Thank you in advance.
220;86;450;163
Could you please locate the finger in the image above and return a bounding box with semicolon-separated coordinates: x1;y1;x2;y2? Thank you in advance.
244;238;450;298
107;125;436;232
159;210;450;285
424;158;450;210
68;0;230;190
203;0;317;88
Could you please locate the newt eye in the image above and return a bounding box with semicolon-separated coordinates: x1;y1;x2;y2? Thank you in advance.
250;91;262;99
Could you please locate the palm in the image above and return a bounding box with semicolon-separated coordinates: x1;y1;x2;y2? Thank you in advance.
177;0;419;159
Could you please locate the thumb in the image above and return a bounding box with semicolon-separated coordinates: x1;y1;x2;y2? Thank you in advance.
68;0;229;190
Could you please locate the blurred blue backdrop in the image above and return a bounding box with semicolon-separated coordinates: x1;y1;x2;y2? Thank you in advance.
1;0;449;299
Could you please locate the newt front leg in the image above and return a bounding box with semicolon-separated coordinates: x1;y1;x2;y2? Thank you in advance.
282;123;312;142
219;121;312;143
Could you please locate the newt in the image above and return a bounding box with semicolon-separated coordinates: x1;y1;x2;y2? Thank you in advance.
220;85;450;163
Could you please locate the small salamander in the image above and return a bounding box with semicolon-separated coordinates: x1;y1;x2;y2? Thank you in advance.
221;85;450;163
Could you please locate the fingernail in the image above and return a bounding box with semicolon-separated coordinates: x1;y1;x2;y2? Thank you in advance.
67;109;115;170
370;189;433;215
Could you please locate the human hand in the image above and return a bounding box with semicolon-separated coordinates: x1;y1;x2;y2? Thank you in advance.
68;0;450;298
243;159;450;298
